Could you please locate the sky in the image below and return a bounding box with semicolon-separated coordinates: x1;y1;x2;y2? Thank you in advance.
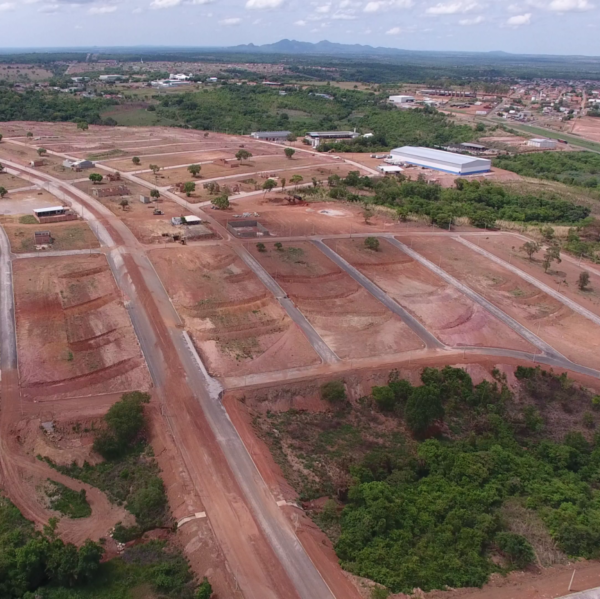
0;0;598;55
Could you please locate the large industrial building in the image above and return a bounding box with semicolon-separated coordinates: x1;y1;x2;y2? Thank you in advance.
389;146;492;175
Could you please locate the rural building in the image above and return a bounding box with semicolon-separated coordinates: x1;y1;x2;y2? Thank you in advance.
527;138;557;149
140;195;151;204
98;75;123;82
389;146;492;175
378;165;403;174
389;95;415;105
62;159;94;171
185;224;213;240
33;206;77;224
91;185;130;198
250;131;291;142
30;159;45;167
34;231;53;245
227;219;271;238
305;131;360;148
171;215;202;226
459;142;487;153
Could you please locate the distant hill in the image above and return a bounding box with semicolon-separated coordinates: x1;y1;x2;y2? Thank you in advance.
228;39;419;57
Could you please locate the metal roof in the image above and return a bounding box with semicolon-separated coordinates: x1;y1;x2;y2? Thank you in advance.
251;131;291;137
390;146;488;166
33;206;66;213
307;131;358;137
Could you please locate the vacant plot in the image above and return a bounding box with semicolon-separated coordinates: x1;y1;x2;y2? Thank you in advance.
251;241;423;359
149;246;320;376
4;221;99;253
398;235;600;369
13;254;151;400
463;233;600;313
0;188;65;218
0;172;33;191
328;237;534;352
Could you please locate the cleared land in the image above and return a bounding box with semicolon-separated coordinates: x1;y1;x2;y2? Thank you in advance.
0;188;67;218
4;221;99;253
250;241;424;359
398;234;600;369
149;246;320;376
326;237;535;352
0;172;33;190
13;254;151;400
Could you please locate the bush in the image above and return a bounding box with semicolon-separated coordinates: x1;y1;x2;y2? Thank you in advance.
404;386;444;435
372;386;396;412
364;237;380;251
45;480;91;519
196;577;213;599
321;380;346;404
495;532;535;569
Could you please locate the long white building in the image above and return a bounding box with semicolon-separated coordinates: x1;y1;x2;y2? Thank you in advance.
389;146;492;175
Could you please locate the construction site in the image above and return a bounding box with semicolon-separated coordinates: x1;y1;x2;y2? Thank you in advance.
0;121;599;599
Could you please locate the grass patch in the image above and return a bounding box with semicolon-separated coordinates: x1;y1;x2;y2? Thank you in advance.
18;214;37;224
45;479;91;519
86;149;127;161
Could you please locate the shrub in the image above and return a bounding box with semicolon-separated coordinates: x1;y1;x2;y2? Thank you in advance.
372;386;396;412
495;532;535;569
364;237;380;251
196;577;213;599
321;380;346;404
256;242;266;252
404;386;444;435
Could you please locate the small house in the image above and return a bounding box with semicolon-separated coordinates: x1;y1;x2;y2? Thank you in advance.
34;231;53;245
30;159;45;167
140;195;151;204
91;185;130;198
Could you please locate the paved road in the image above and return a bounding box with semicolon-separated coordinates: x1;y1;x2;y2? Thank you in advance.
312;239;444;350
386;237;566;360
0;226;17;371
13;249;105;260
2;151;339;599
234;246;340;364
456;236;600;328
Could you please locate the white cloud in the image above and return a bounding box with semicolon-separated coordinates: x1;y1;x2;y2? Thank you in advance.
131;6;143;11
386;25;402;32
459;14;484;22
188;0;214;4
219;16;241;23
426;1;480;14
543;0;593;10
150;0;181;8
315;3;330;11
332;10;357;17
294;18;307;23
245;0;284;8
506;11;531;24
507;2;522;10
0;1;15;10
89;5;117;13
364;0;411;11
364;1;382;10
38;3;61;12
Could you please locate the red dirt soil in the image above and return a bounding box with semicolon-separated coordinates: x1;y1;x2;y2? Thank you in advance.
250;240;424;359
397;235;600;369
12;254;151;400
327;237;535;352
148;245;320;376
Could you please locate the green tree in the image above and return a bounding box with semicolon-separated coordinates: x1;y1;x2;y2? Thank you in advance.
211;195;230;210
404;386;444;435
520;241;541;261
363;205;375;224
119;199;129;210
291;174;303;188
188;164;201;177
321;380;346;404
183;181;196;197
540;225;555;241
578;271;591;291
281;177;286;190
372;386;396;411
26;131;33;138
284;147;296;160
495;533;535;569
196;577;213;599
37;147;47;156
0;187;7;198
256;242;266;252
0;133;3;142
149;164;160;175
274;242;283;251
364;237;380;251
263;179;277;193
150;189;160;200
132;156;141;166
77;121;89;131
89;173;103;184
235;149;252;163
543;244;561;273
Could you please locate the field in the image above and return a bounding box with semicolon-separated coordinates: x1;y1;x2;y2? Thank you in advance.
250;241;424;359
12;254;151;400
0;64;54;82
397;234;600;369
326;237;535;351
149;246;320;376
0;188;67;218
0;172;32;191
4;221;99;253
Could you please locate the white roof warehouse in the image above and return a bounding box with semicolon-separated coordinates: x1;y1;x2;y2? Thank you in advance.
389;146;492;175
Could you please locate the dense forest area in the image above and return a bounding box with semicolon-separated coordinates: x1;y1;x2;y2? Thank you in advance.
257;366;600;594
0;87;115;125
317;172;591;228
494;151;600;189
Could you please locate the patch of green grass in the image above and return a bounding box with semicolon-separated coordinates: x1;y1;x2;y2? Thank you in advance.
19;214;37;225
100;108;178;128
45;479;91;519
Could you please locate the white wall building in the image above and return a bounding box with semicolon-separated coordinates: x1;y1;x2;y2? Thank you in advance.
389;146;491;175
389;95;415;105
527;138;557;149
